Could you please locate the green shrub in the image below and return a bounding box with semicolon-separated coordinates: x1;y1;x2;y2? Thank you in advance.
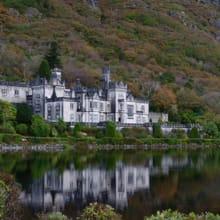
152;123;163;138
50;126;58;137
0;123;16;134
38;212;68;220
126;13;158;26
145;210;220;220
31;115;50;137
78;203;121;220
2;134;21;144
104;122;122;139
158;72;175;84
72;123;83;137
16;123;28;135
203;122;219;138
2;0;52;13
121;127;149;139
188;127;200;138
169;129;187;139
0;100;16;124
55;119;67;136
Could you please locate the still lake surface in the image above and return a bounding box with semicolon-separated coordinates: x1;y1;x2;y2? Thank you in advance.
0;148;220;220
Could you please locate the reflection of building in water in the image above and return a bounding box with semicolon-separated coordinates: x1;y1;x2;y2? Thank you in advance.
20;162;150;212
20;156;190;212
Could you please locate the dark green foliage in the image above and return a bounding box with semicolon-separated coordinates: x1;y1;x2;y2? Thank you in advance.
158;72;175;84
179;111;197;124
50;126;58;137
0;123;16;134
16;123;28;135
0;100;16;125
169;129;187;139
203;122;219;138
126;13;158;26
2;0;52;13
145;210;220;220
105;121;118;138
31;115;50;137
55;119;67;136
16;103;33;125
38;59;51;81
152;123;163;138
121;127;150;139
38;212;68;220
45;42;61;69
72;123;83;137
2;134;21;144
188;127;200;138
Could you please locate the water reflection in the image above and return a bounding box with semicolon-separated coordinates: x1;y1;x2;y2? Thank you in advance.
19;155;189;213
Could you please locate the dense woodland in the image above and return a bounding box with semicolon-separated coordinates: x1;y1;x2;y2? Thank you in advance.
1;0;220;123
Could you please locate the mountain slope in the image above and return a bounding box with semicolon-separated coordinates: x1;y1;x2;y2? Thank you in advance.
1;0;220;119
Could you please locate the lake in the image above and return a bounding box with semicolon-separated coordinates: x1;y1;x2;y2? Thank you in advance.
0;148;220;220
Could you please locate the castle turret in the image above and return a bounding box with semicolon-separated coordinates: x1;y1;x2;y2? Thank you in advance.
102;66;111;89
51;68;62;86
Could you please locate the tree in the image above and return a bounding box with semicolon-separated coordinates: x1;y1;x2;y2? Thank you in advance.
72;123;83;137
55;119;67;136
151;86;177;112
38;59;51;80
16;124;28;135
159;72;175;84
45;41;61;69
203;122;219;138
16;103;33;125
105;121;117;138
153;123;163;138
177;88;204;114
188;127;200;139
31;115;50;137
0;100;16;125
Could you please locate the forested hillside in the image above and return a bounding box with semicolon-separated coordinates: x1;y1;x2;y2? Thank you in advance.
1;0;220;123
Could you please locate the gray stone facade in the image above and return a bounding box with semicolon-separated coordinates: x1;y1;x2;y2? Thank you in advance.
0;67;167;125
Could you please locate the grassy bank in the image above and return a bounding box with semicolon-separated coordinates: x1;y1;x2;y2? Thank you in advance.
1;133;220;147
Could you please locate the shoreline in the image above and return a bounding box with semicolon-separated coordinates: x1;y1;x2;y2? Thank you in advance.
0;143;219;153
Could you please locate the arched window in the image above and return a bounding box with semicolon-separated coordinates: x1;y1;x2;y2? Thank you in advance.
55;103;60;119
47;104;52;119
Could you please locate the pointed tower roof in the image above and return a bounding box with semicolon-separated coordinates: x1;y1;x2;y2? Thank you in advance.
51;86;57;101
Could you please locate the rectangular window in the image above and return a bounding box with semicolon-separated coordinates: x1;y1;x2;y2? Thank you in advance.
127;105;134;118
47;105;52;120
100;103;104;111
14;89;19;97
70;103;74;110
1;89;7;96
90;101;98;110
70;114;74;121
56;104;60;119
100;115;105;121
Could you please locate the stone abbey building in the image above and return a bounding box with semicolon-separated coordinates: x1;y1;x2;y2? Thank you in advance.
0;67;167;125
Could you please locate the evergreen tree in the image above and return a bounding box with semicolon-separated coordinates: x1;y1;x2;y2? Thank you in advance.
105;122;117;138
45;41;61;69
16;103;33;125
188;127;200;139
38;59;51;80
152;123;163;138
